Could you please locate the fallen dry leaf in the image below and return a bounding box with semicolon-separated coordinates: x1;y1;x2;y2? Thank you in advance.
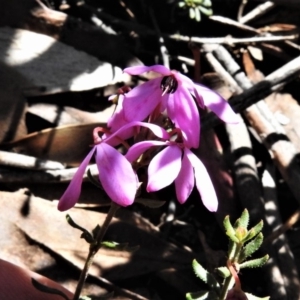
27;103;115;127
3;123;102;165
0;190;194;282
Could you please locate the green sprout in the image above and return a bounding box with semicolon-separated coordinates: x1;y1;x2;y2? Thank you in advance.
187;209;270;300
178;0;213;22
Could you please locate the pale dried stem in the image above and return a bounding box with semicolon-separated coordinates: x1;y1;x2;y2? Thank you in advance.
0;150;65;170
169;33;297;46
203;45;264;222
239;1;275;24
203;43;300;299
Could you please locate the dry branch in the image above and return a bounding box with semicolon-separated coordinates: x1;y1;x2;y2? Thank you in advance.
240;1;275;24
203;44;300;299
203;53;300;129
169;33;297;46
203;45;264;222
0;164;98;183
0;151;64;170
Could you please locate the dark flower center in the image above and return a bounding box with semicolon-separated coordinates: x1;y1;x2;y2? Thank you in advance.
160;75;178;94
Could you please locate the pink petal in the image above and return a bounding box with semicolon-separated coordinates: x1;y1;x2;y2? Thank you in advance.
125;140;167;162
147;145;182;192
107;95;126;131
105;121;169;146
95;143;137;206
194;84;239;123
124;65;171;76
185;149;218;212
176;72;195;90
123;78;163;122
58;147;96;211
175;150;194;204
168;87;200;148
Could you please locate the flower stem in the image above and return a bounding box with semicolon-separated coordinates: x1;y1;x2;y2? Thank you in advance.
219;273;234;300
72;202;120;300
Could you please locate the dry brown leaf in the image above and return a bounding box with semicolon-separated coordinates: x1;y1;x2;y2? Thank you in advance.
0;190;194;281
0;214;55;270
247;46;263;61
3;123;102;165
28;103;115;126
258;23;297;33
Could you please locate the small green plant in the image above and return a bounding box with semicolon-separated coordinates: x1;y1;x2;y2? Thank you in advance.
187;209;270;300
178;0;213;21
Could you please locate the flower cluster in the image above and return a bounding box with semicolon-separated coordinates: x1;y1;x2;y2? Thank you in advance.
58;65;239;212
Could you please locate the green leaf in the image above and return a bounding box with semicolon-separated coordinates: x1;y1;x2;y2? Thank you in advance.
189;7;196;19
198;6;213;16
202;0;212;7
186;290;218;300
101;241;139;252
245;293;270;300
224;216;239;243
245;221;264;242
235;209;249;229
195;7;201;21
235;227;248;242
186;291;209;300
216;266;230;278
239;255;269;269
31;278;70;300
192;259;220;291
240;233;263;262
66;215;94;243
135;198;166;208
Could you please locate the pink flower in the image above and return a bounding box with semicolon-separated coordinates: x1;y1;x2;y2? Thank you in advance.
58;121;168;211
111;65;239;148
58;143;138;211
125;126;218;212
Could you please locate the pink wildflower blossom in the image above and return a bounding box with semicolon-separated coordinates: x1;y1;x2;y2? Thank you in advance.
58;122;168;211
109;65;239;148
58;142;137;211
125;125;218;212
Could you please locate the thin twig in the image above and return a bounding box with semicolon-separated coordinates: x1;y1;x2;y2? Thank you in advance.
0;151;65;170
0;164;98;183
239;1;275;24
203;47;300;206
73;203;120;300
237;0;248;22
210;15;258;34
169;33;297;45
202;53;300;129
210;15;300;57
264;209;300;245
